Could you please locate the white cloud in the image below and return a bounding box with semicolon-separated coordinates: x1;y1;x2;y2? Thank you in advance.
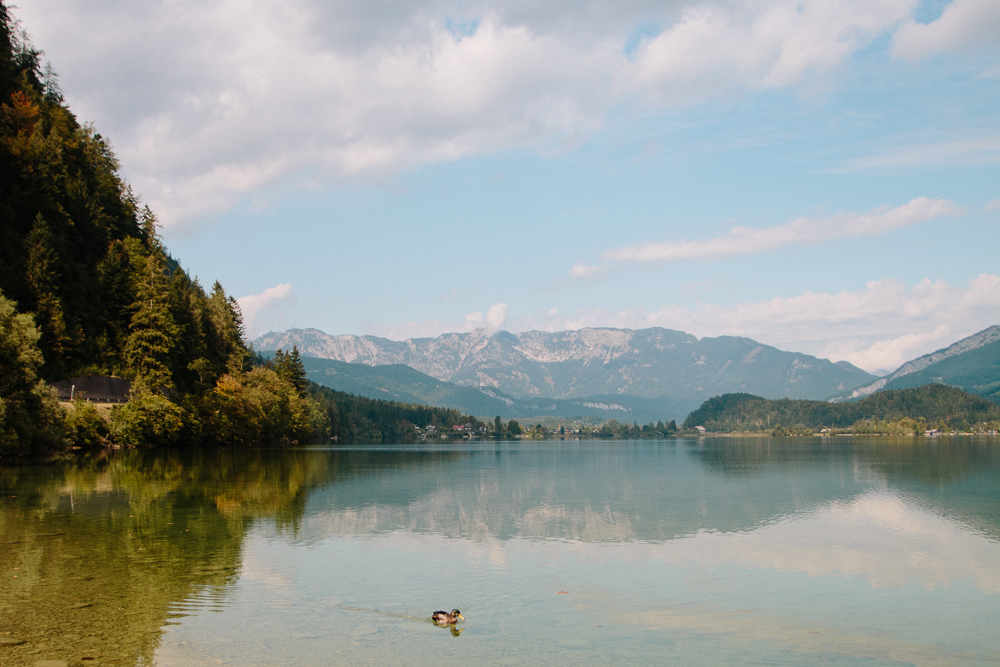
892;0;1000;61
631;0;916;98
514;273;1000;372
818;326;955;375
842;134;1000;170
569;263;609;280
983;198;1000;212
486;302;509;333
604;196;961;264
367;274;1000;372
16;0;924;229
236;283;296;339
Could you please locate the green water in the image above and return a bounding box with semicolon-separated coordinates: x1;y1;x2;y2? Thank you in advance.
2;438;999;666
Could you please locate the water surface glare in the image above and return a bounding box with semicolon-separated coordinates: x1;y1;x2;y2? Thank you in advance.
2;438;999;666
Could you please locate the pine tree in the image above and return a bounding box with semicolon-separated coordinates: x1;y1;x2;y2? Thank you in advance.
287;346;307;397
271;346;307;397
226;295;250;373
207;282;249;376
125;253;178;392
139;205;162;254
24;214;68;375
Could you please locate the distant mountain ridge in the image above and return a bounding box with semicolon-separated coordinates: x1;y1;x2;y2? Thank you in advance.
297;356;686;422
834;325;1000;403
254;327;875;416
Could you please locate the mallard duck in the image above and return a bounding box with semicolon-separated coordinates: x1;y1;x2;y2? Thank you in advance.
431;609;464;624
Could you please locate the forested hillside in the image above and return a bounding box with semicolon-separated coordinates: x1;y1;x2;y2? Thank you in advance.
832;325;1000;404
293;354;685;422
684;384;1000;435
0;4;488;458
874;332;1000;403
0;3;316;456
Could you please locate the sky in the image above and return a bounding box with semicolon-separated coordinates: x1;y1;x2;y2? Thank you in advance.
15;0;1000;374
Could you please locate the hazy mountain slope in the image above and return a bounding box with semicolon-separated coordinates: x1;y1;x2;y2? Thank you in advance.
289;355;687;421
835;325;1000;403
254;327;875;409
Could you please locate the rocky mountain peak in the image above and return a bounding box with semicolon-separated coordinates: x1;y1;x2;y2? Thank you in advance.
253;326;874;405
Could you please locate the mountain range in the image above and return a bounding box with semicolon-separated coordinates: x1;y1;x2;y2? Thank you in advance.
297;356;686;422
832;325;1000;404
254;327;876;419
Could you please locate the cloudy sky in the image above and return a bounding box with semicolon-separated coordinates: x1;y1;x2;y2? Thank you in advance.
17;0;1000;373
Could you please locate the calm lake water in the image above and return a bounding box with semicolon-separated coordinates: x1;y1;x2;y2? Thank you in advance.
2;438;999;666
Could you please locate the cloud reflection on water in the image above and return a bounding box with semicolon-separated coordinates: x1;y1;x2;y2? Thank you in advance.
285;441;1000;594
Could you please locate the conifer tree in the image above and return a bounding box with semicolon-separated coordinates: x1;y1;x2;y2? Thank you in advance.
286;346;307;397
96;238;143;370
125;253;177;392
24;214;67;374
139;205;162;254
207;282;249;375
271;347;307;397
226;294;250;373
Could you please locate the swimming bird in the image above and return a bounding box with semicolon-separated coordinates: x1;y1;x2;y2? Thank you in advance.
431;609;464;624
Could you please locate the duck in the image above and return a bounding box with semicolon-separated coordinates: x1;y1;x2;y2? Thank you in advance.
431;609;464;624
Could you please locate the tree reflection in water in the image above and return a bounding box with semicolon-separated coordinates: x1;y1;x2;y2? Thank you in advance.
0;447;340;666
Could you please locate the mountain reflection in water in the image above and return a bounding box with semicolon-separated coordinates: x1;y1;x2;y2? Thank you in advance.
1;438;998;666
294;438;1000;544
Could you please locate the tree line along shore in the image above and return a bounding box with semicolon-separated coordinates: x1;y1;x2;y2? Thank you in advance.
682;384;1000;436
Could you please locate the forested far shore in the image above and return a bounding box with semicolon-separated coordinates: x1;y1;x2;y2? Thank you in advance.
683;384;1000;436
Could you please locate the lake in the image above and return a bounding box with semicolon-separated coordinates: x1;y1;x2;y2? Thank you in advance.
2;437;999;666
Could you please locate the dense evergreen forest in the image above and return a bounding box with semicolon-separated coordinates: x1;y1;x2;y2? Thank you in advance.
684;384;1000;435
0;4;495;459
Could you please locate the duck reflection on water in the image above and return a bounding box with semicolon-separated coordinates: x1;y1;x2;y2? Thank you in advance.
432;609;465;636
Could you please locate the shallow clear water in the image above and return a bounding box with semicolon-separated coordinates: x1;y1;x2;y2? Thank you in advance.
2;438;999;666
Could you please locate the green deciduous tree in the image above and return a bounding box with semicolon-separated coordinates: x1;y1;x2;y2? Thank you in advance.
109;388;186;447
0;290;64;456
206;368;319;446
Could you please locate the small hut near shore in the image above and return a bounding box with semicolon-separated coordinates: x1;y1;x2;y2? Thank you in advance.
51;375;132;403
